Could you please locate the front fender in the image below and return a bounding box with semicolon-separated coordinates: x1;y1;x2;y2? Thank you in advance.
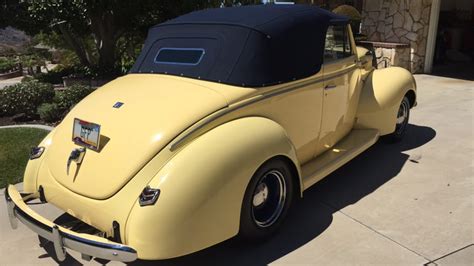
355;67;417;135
125;117;299;260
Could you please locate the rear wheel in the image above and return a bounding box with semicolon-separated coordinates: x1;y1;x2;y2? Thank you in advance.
385;96;410;142
239;159;294;240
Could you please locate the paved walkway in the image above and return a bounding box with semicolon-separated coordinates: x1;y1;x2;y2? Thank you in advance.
0;76;22;89
0;75;472;265
0;124;54;131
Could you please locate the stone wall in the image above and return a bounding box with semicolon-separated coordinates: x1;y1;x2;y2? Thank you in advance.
361;41;411;70
376;46;411;69
361;0;433;73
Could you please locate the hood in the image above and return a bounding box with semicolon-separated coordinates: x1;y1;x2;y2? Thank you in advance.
42;74;227;199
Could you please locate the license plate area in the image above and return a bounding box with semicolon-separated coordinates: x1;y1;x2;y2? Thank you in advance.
72;118;101;151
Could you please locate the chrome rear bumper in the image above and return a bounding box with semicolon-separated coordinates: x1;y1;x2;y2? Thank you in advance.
4;185;137;262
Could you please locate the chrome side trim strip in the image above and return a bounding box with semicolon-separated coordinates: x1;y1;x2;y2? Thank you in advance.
170;65;358;151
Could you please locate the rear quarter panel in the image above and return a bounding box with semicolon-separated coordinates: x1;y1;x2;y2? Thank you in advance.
125;117;299;260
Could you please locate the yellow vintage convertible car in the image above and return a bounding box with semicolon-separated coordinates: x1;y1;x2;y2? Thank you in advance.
5;4;416;262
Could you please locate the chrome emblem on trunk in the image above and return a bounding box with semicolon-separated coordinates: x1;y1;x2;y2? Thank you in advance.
67;147;86;175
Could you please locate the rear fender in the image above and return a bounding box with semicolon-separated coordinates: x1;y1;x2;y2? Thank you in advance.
125;117;300;260
23;129;56;194
355;67;416;135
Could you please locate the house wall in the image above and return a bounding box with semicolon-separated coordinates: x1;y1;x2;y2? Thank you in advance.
361;0;433;73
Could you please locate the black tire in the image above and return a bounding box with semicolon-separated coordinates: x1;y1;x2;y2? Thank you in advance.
239;158;295;240
384;96;410;143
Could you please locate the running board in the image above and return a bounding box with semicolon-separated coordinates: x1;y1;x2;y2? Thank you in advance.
301;129;380;190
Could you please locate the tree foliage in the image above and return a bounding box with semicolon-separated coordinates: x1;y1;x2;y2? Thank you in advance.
1;0;250;77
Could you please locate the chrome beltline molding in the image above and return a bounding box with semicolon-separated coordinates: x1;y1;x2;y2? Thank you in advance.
170;64;359;151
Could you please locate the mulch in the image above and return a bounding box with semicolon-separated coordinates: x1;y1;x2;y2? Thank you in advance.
0;115;54;127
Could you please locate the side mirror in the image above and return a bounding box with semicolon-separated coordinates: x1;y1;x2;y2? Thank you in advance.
356;46;376;69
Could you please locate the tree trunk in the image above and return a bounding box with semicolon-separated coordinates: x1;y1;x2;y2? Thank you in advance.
89;9;117;76
56;23;92;67
97;34;116;73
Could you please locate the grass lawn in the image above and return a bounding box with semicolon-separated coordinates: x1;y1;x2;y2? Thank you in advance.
0;128;49;189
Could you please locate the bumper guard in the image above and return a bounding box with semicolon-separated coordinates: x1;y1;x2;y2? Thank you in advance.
4;185;137;262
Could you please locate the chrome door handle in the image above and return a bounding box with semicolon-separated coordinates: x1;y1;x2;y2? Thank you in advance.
324;84;337;90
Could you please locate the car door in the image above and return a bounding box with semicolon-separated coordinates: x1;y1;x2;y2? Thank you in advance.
316;24;358;155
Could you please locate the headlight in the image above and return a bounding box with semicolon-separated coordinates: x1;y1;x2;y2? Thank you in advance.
139;186;160;207
29;147;45;160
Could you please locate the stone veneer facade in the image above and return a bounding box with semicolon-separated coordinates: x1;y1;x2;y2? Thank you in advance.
361;0;433;73
375;45;411;70
359;41;411;70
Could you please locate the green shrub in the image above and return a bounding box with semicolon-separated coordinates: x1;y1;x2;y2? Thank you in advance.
333;5;362;33
0;81;55;117
332;5;362;21
21;76;35;83
34;84;94;123
37;103;62;123
19;54;45;69
0;57;16;73
0;79;93;122
35;66;73;84
54;84;94;112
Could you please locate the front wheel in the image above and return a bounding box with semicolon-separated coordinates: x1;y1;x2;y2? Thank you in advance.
385;96;410;143
239;159;294;240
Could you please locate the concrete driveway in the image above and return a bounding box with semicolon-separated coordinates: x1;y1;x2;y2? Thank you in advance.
0;74;472;265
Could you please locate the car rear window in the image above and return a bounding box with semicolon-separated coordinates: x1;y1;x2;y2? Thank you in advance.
154;48;205;66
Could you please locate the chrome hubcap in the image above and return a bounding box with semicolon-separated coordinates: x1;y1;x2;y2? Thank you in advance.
253;183;269;207
251;170;286;228
395;100;409;134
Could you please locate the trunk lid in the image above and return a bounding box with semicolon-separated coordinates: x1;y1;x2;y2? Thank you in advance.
43;74;227;199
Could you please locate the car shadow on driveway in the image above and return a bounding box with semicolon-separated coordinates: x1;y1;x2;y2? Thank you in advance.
128;124;436;266
40;124;436;266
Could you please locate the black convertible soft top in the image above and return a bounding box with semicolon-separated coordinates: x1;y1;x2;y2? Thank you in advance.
131;4;348;87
